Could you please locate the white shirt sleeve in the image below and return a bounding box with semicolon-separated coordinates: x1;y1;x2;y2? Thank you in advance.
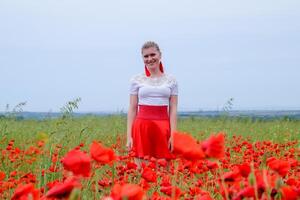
129;76;139;95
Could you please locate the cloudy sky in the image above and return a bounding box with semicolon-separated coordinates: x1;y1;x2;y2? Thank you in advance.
1;0;299;112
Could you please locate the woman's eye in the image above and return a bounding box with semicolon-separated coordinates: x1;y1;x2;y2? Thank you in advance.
150;53;156;57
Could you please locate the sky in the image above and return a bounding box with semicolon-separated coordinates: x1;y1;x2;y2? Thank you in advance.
1;0;300;112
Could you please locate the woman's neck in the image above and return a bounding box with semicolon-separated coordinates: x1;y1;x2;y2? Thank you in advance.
148;68;163;78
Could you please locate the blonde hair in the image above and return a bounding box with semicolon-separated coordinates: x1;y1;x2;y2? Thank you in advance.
141;41;161;54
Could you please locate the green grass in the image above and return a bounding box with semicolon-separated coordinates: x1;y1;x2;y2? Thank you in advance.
1;116;299;157
178;117;300;142
0;116;299;199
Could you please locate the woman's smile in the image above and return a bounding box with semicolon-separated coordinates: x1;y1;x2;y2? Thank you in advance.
146;60;158;65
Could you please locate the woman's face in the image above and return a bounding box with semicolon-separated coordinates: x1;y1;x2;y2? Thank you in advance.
142;47;161;71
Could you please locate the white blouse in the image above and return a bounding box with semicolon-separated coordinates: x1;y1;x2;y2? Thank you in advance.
129;73;178;106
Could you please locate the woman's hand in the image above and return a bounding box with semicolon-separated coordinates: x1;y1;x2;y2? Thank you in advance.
126;137;133;151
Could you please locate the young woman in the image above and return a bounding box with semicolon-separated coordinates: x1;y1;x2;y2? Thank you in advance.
127;41;178;163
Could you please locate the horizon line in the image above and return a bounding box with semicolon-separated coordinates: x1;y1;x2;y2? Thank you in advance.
1;109;300;113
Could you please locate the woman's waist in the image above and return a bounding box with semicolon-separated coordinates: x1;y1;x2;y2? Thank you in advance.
136;104;169;120
137;97;170;106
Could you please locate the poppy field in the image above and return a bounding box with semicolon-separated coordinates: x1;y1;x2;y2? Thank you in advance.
0;116;299;199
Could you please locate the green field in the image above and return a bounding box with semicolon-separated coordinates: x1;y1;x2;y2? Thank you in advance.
0;116;299;199
1;116;299;148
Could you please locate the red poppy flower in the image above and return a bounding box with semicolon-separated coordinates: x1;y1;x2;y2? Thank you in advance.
111;183;144;200
142;167;157;183
288;158;298;167
10;171;17;177
98;178;112;187
173;132;205;161
160;186;182;198
157;159;168;167
0;171;5;181
286;178;298;186
267;157;291;177
173;132;196;154
201;133;225;159
236;163;251;178
90;141;115;164
206;160;219;169
61;149;91;177
126;161;138;170
37;140;45;147
140;178;150;190
223;169;241;182
11;183;39;200
280;186;299;200
233;186;255;200
160;175;171;187
189;187;211;197
46;177;81;199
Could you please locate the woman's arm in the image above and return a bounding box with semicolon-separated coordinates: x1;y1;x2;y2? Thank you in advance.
168;95;178;151
126;95;138;150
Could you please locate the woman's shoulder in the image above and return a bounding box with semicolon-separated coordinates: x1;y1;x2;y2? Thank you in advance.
165;73;178;84
129;73;146;83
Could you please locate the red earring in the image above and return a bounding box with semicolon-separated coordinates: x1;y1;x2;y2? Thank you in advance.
145;66;151;77
159;62;164;73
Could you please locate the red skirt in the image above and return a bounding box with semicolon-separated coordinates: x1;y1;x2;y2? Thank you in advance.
131;105;172;159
